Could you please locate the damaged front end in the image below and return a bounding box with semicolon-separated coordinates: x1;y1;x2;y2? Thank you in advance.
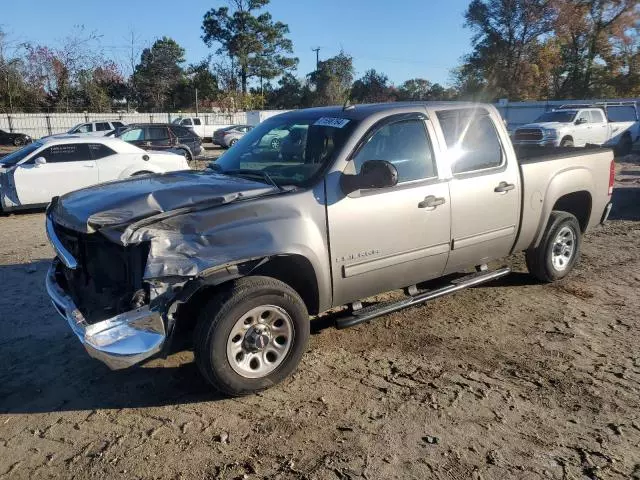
45;212;181;370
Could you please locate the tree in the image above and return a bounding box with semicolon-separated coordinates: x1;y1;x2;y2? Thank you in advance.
551;0;639;98
202;0;298;94
132;37;185;111
265;72;306;109
308;51;354;106
397;78;432;100
462;0;555;100
350;69;394;103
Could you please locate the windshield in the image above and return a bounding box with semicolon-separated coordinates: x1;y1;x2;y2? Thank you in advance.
534;111;577;123
210;115;357;187
0;142;41;166
606;106;637;122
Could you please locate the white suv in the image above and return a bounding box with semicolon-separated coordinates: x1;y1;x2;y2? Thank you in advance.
61;121;127;137
513;103;638;155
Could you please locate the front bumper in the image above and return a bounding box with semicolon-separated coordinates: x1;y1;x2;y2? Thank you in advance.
45;259;166;370
512;138;559;147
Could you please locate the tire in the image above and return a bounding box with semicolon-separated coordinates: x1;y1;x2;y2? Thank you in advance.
13;137;24;147
179;148;192;162
132;171;153;176
229;138;238;147
270;137;281;150
560;137;574;148
615;134;632;157
194;276;310;396
525;211;581;283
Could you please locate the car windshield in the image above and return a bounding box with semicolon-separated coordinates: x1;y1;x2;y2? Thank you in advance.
0;142;41;166
210;115;357;187
606;106;637;122
534;111;577;123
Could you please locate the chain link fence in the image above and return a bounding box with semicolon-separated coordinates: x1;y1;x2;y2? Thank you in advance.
0;112;249;139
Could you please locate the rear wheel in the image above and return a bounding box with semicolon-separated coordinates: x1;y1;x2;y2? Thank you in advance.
560;137;574;148
194;276;309;396
525;211;581;283
229;138;238;147
13;137;24;146
179;148;192;162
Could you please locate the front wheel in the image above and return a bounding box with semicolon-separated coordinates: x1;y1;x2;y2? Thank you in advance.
194;276;309;396
525;211;581;283
13;137;24;146
560;137;574;148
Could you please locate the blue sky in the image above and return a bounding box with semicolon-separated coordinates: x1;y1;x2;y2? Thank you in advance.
2;0;472;87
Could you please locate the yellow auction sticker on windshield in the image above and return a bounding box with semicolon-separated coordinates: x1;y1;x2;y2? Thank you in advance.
313;117;350;128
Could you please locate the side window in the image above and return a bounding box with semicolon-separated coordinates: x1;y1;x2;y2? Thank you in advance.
352;119;436;182
112;121;124;128
147;127;169;140
95;122;111;132
171;126;192;137
181;119;193;126
436;109;503;175
76;124;93;133
40;143;92;163
88;143;117;159
591;110;605;123
192;118;202;126
119;128;144;141
576;111;590;124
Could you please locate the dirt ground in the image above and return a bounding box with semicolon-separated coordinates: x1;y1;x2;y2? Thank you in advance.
1;148;640;480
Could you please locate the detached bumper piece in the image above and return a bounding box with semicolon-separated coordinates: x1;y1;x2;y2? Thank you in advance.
601;202;613;225
46;259;166;370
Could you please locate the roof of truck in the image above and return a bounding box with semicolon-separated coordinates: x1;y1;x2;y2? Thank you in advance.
267;102;491;122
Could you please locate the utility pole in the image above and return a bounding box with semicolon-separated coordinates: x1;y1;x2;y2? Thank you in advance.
195;87;199;116
312;47;321;71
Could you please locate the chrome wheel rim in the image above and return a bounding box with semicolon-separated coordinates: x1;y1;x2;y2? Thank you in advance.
270;138;280;149
551;226;575;271
226;305;294;379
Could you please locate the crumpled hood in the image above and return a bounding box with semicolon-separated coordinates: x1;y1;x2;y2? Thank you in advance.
50;170;275;233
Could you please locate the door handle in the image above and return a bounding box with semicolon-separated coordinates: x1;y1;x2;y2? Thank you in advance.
418;195;446;209
82;163;95;168
494;181;515;193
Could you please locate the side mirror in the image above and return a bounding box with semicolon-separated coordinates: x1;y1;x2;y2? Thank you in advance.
575;118;587;125
340;160;399;194
34;157;46;166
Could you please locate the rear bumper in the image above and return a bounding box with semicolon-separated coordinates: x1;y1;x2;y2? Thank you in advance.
601;202;613;224
45;259;166;370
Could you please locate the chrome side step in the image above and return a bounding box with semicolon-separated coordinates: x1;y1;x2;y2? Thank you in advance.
334;267;511;329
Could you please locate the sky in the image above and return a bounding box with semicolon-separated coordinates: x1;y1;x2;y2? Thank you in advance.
2;0;473;87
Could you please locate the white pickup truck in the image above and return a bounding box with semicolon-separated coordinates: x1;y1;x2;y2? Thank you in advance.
513;102;639;155
171;117;231;140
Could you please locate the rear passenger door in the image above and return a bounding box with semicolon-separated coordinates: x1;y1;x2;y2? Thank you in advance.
435;108;520;274
328;114;451;306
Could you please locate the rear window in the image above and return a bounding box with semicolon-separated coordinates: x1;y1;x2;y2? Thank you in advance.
89;143;117;159
147;127;169;140
606;106;637;122
170;126;194;137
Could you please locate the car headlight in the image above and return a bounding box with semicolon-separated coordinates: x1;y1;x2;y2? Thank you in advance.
543;129;558;139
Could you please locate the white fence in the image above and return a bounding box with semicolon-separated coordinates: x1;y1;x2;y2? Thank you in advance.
2;99;638;139
0;112;251;139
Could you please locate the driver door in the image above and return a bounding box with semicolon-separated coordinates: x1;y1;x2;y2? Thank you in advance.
327;114;451;306
14;143;98;205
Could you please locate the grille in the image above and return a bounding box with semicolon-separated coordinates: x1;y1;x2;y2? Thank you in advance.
514;128;543;141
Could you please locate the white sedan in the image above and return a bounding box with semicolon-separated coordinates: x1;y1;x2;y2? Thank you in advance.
0;136;189;211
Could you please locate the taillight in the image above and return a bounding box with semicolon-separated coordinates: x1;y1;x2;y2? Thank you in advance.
608;159;615;196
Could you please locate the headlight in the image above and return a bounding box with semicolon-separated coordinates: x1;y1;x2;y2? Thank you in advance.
543;129;558;138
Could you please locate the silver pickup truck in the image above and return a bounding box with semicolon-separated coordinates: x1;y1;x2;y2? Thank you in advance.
45;102;614;395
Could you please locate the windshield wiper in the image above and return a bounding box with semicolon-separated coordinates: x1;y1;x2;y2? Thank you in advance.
209;165;283;191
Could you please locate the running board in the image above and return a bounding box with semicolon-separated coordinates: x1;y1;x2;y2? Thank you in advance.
334;267;511;329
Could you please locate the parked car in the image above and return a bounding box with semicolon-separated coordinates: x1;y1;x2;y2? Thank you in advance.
512;103;639;155
212;125;254;148
45;102;613;396
50;121;127;138
0;128;31;146
116;123;202;161
172;116;223;139
0;136;188;211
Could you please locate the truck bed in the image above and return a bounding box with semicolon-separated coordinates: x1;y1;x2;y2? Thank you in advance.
512;144;614;253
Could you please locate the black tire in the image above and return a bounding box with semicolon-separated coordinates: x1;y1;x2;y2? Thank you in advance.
525;211;581;283
270;137;281;150
13;137;24;146
179;148;192;162
229;138;238;147
132;171;153;176
560;137;574;148
615;134;632;157
194;276;310;396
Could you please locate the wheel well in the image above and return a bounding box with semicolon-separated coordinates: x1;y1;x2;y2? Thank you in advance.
561;135;573;142
132;170;153;176
251;255;320;315
552;191;592;232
